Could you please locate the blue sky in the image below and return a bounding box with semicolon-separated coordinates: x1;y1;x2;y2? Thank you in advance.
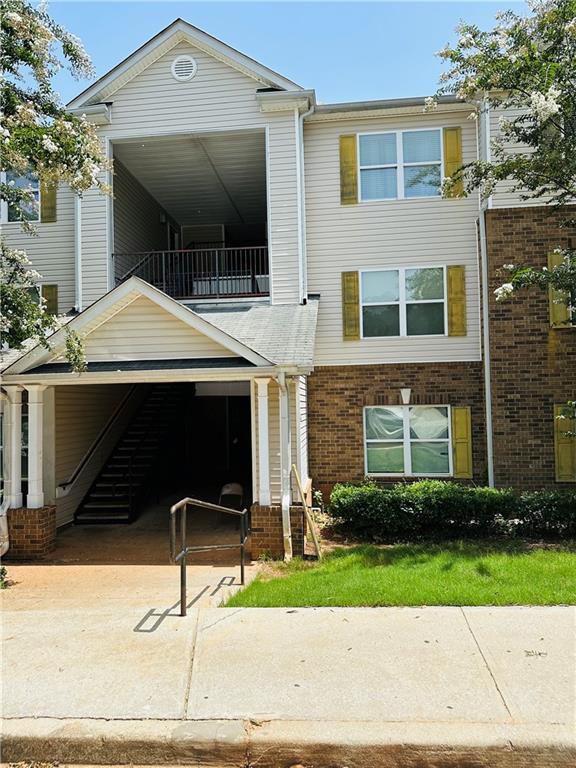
49;1;526;104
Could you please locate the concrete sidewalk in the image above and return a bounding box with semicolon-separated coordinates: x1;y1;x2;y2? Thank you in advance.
2;565;575;766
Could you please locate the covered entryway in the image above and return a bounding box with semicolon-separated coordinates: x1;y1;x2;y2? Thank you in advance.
1;277;318;563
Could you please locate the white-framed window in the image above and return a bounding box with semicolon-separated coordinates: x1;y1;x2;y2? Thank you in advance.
364;405;452;476
1;170;40;222
360;265;446;338
358;129;443;201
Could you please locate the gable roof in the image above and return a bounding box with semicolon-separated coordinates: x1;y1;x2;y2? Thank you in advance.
68;18;303;109
2;277;273;376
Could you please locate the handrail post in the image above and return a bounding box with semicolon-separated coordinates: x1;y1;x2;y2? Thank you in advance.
180;502;187;616
162;251;167;294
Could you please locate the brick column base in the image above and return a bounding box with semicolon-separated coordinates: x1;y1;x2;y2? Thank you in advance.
5;506;56;560
250;504;305;560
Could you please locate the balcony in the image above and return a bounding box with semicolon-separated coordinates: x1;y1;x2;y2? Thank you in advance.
114;246;269;301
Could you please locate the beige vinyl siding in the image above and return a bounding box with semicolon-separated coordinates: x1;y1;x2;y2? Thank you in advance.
304;112;482;365
113;160;170;254
294;375;308;484
95;41;300;305
81;295;238;361
2;184;76;313
55;384;131;524
487;105;553;209
81;172;111;307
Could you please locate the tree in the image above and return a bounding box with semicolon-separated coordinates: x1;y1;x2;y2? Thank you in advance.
431;0;576;429
0;0;108;367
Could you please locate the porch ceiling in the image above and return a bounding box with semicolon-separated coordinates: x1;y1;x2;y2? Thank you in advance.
112;130;267;227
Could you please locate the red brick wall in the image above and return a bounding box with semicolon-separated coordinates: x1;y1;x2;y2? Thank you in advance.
250;505;305;559
485;206;576;489
308;362;486;500
6;506;56;560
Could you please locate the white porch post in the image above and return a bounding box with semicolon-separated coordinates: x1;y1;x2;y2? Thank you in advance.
278;374;293;561
25;385;47;508
256;377;271;506
4;386;23;508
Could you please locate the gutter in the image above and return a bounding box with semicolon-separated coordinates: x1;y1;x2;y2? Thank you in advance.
296;102;315;303
478;99;495;487
277;372;293;561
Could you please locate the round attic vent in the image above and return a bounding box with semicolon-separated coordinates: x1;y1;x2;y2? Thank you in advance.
171;55;197;82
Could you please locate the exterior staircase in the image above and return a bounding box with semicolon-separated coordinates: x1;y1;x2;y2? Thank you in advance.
75;384;186;524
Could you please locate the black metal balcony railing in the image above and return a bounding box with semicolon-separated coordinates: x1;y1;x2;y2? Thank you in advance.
113;246;269;300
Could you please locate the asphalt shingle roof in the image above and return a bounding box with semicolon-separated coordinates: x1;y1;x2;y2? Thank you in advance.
193;296;319;368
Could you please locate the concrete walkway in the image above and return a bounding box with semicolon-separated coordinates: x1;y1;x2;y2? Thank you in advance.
2;565;575;766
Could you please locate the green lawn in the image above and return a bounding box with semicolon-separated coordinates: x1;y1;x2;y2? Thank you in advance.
227;541;576;607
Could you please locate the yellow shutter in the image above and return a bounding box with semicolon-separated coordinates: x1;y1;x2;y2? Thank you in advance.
452;406;473;479
342;271;360;340
42;284;58;315
40;180;57;223
548;252;571;327
554;404;576;482
443;127;464;198
447;265;467;336
339;135;358;205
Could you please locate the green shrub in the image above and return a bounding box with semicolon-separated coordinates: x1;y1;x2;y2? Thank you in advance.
519;490;576;537
328;481;574;541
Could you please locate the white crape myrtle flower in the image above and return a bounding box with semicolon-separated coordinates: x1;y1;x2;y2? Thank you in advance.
502;264;515;271
494;283;514;301
423;96;438;113
529;85;561;124
42;135;58;153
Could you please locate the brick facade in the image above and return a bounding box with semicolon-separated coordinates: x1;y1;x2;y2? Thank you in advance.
250;504;306;559
308;362;487;500
6;506;57;560
485;206;576;489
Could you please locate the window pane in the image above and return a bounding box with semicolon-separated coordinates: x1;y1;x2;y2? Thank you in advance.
409;406;449;440
406;302;444;335
363;305;400;337
402;130;441;163
365;407;404;440
7;171;40;222
8;193;39;222
361;270;399;303
360;168;397;200
404;165;441;198
359;134;396;166
406;268;444;301
367;442;404;473
411;441;450;474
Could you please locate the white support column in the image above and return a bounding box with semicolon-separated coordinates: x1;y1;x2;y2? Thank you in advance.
278;374;293;561
4;386;23;509
256;378;271;506
25;385;47;509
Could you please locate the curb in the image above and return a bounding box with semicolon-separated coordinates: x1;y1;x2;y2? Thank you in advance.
3;718;575;767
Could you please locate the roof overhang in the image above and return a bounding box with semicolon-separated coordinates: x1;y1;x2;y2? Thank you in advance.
307;95;471;122
1;364;309;387
69;103;112;125
256;89;316;113
68;18;303;109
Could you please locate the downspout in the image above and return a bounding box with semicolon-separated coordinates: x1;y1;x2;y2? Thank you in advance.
0;392;9;556
478;99;495;487
296;102;315;304
277;372;293;561
74;193;83;312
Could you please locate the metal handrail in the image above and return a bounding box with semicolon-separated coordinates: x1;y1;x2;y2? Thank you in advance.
169;497;248;616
